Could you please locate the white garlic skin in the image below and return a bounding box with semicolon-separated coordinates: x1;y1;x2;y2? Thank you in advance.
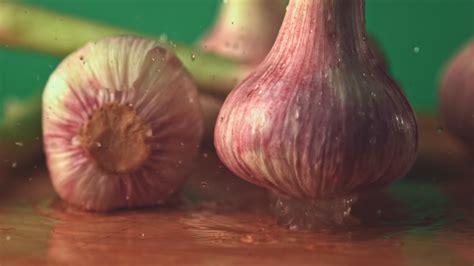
440;40;474;147
214;0;418;201
43;36;203;211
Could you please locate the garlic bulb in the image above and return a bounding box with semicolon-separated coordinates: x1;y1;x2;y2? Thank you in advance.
440;40;474;147
43;36;203;211
200;0;287;64
214;0;418;227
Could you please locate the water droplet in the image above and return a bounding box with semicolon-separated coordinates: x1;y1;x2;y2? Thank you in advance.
141;233;145;238
362;72;367;78
11;162;17;168
191;53;196;61
126;195;131;201
240;235;254;243
289;224;299;231
369;137;376;145
413;46;420;53
370;91;377;97
200;181;208;188
202;153;209;158
158;34;168;42
189;97;195;103
5;235;11;241
180;142;185;146
362;35;367;41
178;160;183;165
128;103;134;108
14;142;24;147
436;126;444;134
96;142;102;148
146;129;153;137
294;110;300;120
71;136;81;146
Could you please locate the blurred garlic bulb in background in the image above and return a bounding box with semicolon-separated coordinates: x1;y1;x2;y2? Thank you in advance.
440;40;474;147
200;0;287;64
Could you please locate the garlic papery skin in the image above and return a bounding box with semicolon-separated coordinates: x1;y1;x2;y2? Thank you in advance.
214;0;418;227
200;0;287;64
43;36;203;212
440;40;474;147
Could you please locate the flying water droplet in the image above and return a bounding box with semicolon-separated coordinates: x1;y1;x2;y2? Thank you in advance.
146;129;153;137
294;110;300;120
436;126;444;134
369;137;377;145
14;142;24;147
71;136;81;146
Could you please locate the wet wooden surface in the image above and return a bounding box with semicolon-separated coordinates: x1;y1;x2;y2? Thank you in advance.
0;117;473;265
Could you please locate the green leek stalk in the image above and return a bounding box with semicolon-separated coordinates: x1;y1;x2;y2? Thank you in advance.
0;2;251;95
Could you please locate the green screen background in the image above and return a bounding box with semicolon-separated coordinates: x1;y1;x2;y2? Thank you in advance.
0;0;473;114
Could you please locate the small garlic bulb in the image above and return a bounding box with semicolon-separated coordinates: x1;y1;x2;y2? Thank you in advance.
214;0;418;227
200;0;287;64
43;36;203;211
440;40;474;147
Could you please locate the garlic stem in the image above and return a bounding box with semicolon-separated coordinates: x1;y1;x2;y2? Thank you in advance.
273;0;371;68
0;2;251;95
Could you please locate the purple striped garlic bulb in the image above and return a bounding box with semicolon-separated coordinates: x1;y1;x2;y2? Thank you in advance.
214;0;418;227
43;36;203;211
440;40;474;147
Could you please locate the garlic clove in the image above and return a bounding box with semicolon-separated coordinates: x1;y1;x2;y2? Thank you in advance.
43;36;203;211
440;40;474;147
214;0;418;228
200;0;287;64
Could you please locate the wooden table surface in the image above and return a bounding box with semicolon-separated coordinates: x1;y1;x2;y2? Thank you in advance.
0;117;473;265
